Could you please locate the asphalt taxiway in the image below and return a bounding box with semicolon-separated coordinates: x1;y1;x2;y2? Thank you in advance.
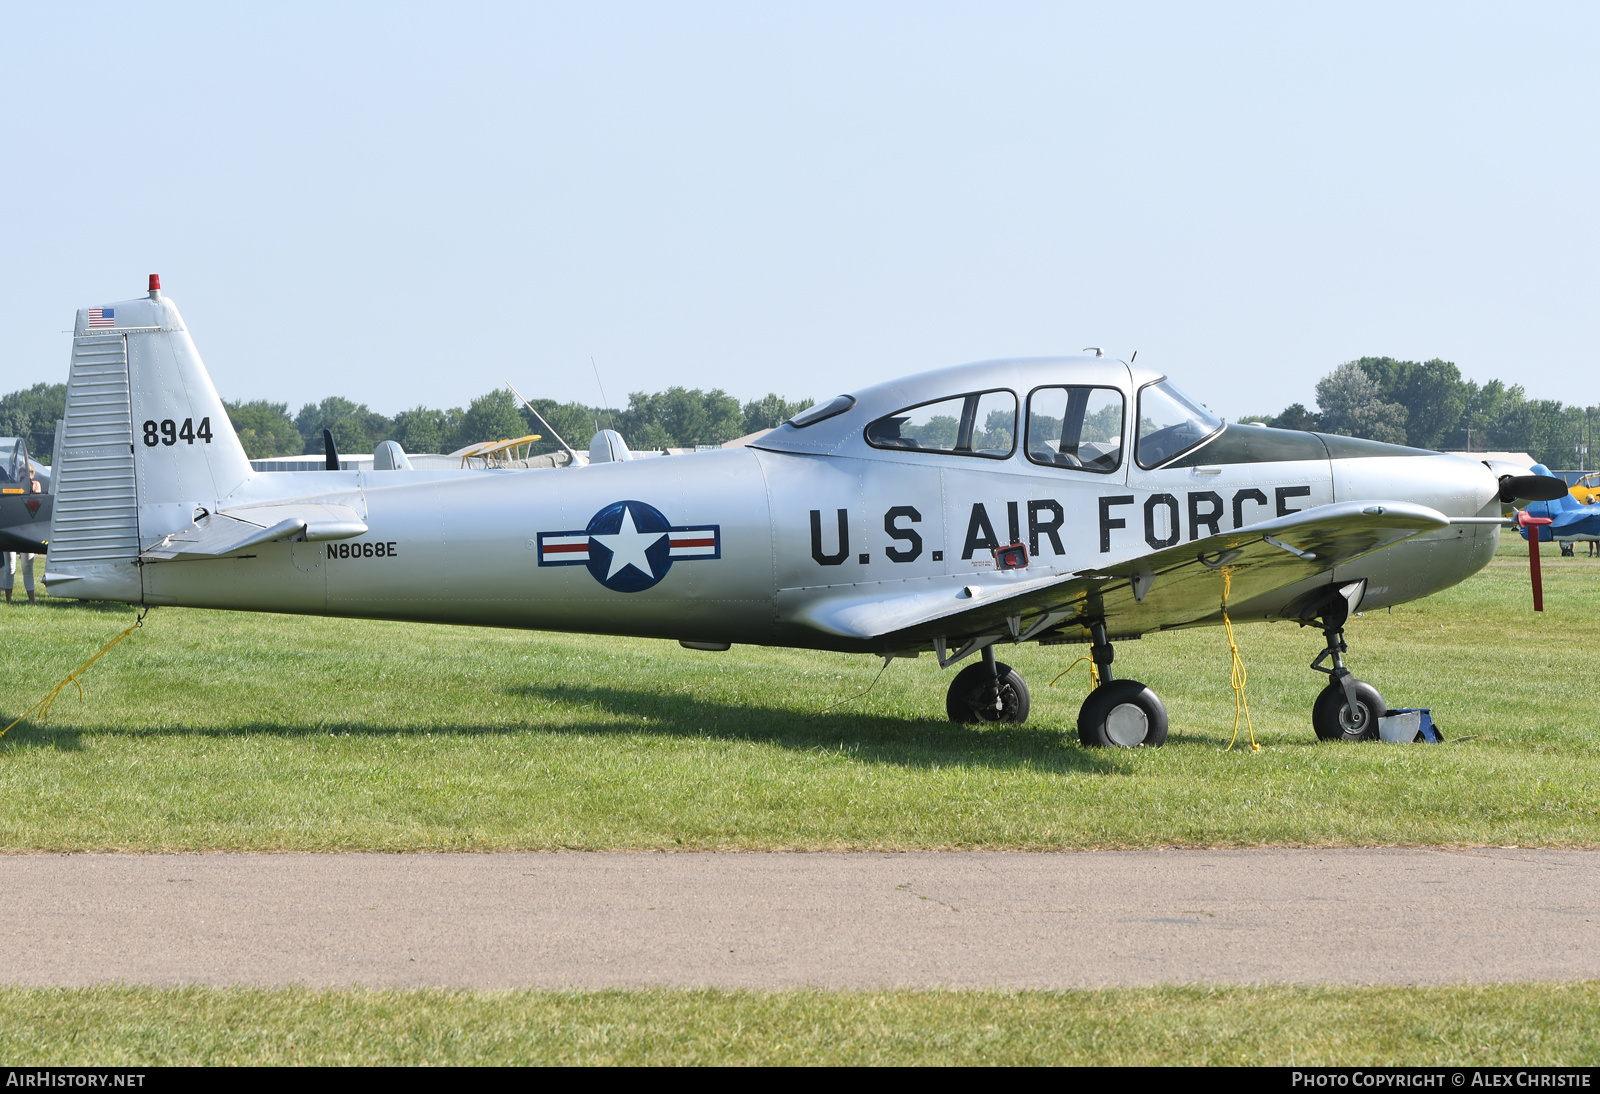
2;848;1594;989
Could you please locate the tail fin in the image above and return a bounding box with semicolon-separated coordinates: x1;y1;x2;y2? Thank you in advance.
47;279;255;600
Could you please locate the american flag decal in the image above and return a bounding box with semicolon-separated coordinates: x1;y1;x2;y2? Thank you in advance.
87;307;115;329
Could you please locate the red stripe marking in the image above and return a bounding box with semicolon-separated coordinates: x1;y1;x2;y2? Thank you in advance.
670;538;715;548
543;543;590;554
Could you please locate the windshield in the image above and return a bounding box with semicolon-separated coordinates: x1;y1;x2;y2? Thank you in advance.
1135;380;1222;468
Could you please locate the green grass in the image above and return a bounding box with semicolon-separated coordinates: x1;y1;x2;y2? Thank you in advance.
0;983;1595;1065
0;539;1596;851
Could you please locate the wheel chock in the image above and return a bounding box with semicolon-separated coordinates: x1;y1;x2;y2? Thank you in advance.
1377;708;1441;744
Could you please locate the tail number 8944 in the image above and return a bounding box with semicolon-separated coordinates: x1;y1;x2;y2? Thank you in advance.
142;418;214;446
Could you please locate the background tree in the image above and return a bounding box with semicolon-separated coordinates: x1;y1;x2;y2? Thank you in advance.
1354;357;1467;450
1267;403;1320;431
1315;363;1408;444
741;393;813;435
390;405;462;455
0;382;67;463
295;396;395;455
619;387;744;448
516;398;603;457
457;390;530;450
223;400;301;459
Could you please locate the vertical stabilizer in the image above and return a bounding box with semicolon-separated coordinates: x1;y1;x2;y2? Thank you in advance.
47;280;257;602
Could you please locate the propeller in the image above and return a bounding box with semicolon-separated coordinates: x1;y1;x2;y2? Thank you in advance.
1499;474;1569;503
1516;509;1554;612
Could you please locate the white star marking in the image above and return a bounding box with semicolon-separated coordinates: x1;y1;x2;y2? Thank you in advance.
590;506;667;582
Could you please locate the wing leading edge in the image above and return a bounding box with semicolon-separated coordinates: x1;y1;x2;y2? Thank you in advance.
789;501;1449;649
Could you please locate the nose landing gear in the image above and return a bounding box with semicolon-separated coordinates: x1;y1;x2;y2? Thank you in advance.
1076;620;1168;748
1304;582;1386;742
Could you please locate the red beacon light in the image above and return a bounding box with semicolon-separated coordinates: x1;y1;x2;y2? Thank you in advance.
148;273;161;299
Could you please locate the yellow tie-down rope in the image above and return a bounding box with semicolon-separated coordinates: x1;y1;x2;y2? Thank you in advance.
1050;655;1101;693
0;607;149;744
1221;570;1259;752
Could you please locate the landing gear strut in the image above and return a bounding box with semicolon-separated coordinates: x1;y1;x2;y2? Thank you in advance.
1076;620;1168;748
945;645;1030;724
1305;584;1385;742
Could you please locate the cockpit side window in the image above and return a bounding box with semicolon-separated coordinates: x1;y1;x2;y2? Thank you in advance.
1135;379;1222;468
1025;387;1124;473
0;439;23;484
865;390;1017;459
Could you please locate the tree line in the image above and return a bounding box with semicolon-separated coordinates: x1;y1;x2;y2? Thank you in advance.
5;356;1593;467
0;381;813;462
1241;357;1595;467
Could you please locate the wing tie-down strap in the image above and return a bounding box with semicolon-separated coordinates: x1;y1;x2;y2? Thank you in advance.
1222;570;1259;753
0;607;149;744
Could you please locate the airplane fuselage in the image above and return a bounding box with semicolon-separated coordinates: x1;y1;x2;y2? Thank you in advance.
134;438;1501;654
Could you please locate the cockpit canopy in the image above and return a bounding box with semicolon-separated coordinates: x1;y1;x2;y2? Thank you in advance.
764;357;1220;470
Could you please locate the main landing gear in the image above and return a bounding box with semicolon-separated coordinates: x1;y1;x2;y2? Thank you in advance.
945;646;1030;724
1075;621;1168;749
942;623;1168;748
1304;583;1386;742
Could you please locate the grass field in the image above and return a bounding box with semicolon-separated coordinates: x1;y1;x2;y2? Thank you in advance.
1;983;1596;1066
1;539;1596;1066
1;539;1596;851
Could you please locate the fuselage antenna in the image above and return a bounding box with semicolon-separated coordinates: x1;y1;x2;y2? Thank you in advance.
505;380;582;463
590;356;617;433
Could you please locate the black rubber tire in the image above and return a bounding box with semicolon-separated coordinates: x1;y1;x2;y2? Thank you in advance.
1078;679;1169;748
1311;680;1385;742
945;660;1030;724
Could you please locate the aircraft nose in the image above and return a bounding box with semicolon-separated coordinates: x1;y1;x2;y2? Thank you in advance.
1335;451;1503;521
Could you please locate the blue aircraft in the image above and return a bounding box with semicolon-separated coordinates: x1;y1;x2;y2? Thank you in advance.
1516;463;1600;545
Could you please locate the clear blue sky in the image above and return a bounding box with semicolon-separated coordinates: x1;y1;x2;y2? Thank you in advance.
1;2;1594;420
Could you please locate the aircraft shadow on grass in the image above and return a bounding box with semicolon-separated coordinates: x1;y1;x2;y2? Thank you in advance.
502;682;1125;775
1;683;1124;775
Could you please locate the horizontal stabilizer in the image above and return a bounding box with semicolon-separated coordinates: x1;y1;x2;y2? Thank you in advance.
141;502;366;561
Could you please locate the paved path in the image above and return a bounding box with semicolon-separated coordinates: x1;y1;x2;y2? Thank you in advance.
1;849;1596;989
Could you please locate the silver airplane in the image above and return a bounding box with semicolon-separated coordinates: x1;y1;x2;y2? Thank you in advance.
44;278;1564;746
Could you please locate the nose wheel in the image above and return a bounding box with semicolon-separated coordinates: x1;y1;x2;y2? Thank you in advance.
945;646;1030;724
1304;583;1386;742
1312;679;1385;742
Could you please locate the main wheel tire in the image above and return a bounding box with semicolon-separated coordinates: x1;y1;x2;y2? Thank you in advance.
945;660;1031;724
1078;679;1169;748
1312;679;1385;742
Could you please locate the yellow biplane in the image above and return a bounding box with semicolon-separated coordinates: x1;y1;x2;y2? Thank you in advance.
453;434;544;469
1570;472;1600;506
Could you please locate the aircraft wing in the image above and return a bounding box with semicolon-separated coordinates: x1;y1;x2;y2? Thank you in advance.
791;501;1449;647
140;503;367;562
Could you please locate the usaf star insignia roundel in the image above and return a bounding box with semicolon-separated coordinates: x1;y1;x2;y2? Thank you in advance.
536;500;720;592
